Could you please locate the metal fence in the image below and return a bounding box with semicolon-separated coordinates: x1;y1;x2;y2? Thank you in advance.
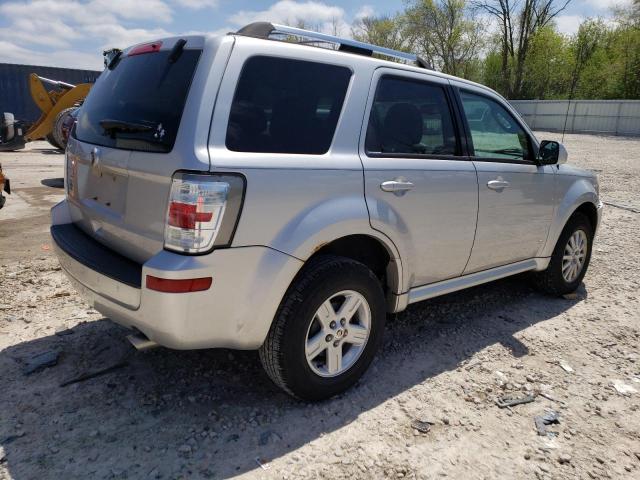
510;99;640;137
0;63;101;124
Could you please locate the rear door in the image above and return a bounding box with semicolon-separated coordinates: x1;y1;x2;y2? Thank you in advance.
360;69;478;287
67;36;224;263
453;85;555;273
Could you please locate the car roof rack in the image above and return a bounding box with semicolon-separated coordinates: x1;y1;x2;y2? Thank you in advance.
235;22;431;70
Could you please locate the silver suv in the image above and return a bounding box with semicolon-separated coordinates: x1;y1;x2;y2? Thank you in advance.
51;23;602;400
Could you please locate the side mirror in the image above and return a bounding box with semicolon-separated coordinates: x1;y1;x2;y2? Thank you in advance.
538;140;568;165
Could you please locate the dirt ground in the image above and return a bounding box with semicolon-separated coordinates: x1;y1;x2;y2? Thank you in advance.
0;134;639;480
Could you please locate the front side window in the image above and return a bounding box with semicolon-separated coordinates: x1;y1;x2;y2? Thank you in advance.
365;76;458;156
226;56;352;155
460;91;531;161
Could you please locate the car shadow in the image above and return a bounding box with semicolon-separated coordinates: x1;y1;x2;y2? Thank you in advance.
0;274;586;479
40;178;65;189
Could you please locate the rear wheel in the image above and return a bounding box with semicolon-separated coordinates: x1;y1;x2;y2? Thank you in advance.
46;132;62;150
52;107;75;150
533;212;593;295
259;255;386;401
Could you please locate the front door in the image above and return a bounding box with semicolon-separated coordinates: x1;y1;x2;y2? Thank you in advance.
454;87;555;273
360;69;478;288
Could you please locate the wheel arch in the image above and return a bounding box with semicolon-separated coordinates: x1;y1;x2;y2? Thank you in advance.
542;177;600;258
287;232;404;313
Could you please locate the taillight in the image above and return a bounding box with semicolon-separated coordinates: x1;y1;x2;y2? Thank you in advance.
164;172;245;254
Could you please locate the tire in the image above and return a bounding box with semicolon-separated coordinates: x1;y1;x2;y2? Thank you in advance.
53;108;75;150
533;212;593;296
46;132;62;150
259;255;386;401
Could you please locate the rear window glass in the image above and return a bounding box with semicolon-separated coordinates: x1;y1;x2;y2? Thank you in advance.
226;56;352;155
365;76;458;156
75;49;201;153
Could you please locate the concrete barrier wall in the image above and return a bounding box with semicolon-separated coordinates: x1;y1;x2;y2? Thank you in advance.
510;100;640;137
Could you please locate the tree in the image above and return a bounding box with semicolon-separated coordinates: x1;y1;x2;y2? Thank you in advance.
404;0;485;78
473;0;571;98
351;15;411;52
520;25;571;99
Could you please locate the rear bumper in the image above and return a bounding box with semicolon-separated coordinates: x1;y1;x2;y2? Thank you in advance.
51;200;303;350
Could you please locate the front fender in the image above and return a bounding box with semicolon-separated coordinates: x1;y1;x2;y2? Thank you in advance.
542;176;599;258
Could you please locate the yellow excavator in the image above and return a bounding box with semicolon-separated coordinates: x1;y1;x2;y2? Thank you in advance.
0;74;92;151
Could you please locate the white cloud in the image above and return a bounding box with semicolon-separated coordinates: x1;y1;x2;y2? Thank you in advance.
0;0;173;25
0;0;178;68
555;14;585;35
0;40;103;69
82;24;173;50
583;0;631;9
354;5;375;21
0;18;81;49
228;1;347;34
172;0;218;9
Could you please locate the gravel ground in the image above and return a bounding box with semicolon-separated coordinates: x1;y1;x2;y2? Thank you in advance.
0;133;639;480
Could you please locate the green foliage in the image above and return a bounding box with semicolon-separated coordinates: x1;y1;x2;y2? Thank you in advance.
347;1;639;99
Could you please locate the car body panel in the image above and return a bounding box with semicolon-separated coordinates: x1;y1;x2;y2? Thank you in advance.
358;68;479;288
465;161;556;273
51;31;602;352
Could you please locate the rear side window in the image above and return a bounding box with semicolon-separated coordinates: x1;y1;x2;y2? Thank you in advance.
75;48;201;153
459;91;531;161
226;56;351;154
365;76;458;156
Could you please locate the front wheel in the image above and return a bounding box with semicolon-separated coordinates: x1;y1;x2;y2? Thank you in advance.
533;212;593;295
259;255;386;401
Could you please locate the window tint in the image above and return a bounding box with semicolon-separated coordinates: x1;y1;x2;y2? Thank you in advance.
460;91;531;161
75;49;201;153
226;56;351;154
365;76;458;156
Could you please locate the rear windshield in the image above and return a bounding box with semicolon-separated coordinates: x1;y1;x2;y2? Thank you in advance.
75;49;201;153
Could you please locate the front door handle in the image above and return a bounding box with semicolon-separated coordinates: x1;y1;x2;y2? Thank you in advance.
487;179;510;190
380;180;415;194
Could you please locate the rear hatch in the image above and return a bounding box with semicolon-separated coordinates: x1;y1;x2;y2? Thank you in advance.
66;36;214;263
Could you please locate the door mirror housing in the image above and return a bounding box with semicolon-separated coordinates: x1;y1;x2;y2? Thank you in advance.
538;140;568;165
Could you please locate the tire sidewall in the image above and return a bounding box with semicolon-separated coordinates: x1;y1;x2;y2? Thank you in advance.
551;214;593;292
280;261;386;401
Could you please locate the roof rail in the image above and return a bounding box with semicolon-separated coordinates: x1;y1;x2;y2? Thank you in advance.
235;22;431;69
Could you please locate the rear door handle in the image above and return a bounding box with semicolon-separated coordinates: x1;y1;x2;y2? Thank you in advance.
380;180;415;194
487;179;510;190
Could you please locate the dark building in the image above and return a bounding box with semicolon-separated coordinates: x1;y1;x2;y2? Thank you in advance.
0;63;101;124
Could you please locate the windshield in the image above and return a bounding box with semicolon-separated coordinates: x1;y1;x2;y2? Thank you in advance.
75;48;201;153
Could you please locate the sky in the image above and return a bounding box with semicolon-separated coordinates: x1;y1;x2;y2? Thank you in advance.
0;0;632;70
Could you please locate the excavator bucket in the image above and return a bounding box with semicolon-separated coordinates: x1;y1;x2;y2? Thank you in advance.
25;74;92;147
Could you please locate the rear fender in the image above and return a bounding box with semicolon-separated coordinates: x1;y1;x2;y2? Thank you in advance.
269;195;404;295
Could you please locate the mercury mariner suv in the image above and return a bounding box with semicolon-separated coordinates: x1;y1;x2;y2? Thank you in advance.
51;23;603;400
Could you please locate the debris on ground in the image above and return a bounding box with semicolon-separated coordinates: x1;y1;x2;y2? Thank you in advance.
534;410;561;436
1;134;640;479
255;457;271;470
611;379;637;396
495;393;536;408
59;359;128;387
22;350;59;375
538;392;567;405
410;419;435;433
559;360;574;373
